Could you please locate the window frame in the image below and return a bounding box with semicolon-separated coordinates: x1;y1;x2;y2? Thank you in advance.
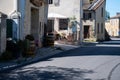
59;19;68;30
48;0;53;4
89;0;93;4
101;7;103;17
101;23;103;33
97;23;100;34
83;12;92;20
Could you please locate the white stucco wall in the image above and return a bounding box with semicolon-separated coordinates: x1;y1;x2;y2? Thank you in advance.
48;0;83;41
0;0;24;40
0;0;17;17
49;0;81;23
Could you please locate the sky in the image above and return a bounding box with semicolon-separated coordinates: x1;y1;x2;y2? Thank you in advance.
106;0;120;17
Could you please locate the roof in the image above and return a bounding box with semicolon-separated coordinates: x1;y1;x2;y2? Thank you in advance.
110;15;120;19
48;13;67;19
83;0;105;10
89;0;105;10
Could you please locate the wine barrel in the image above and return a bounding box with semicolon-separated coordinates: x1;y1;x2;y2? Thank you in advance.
26;40;35;56
46;33;55;47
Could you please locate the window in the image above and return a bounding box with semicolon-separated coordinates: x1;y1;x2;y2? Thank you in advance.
89;13;92;19
49;0;60;6
101;23;103;33
90;0;93;4
47;20;54;32
101;8;103;17
59;19;68;30
83;13;86;19
97;23;99;33
49;0;53;4
83;12;92;20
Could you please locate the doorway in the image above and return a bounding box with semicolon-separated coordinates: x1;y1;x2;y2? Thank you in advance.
84;26;90;38
47;19;54;33
31;7;39;40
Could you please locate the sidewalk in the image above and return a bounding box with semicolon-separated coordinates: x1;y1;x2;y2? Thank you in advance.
0;42;79;73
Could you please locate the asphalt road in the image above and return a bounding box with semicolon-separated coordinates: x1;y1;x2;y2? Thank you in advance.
0;38;120;80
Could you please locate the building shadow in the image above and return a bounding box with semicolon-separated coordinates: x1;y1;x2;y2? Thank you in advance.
51;39;120;58
0;66;94;80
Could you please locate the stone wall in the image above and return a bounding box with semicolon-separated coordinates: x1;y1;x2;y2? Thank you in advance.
24;0;48;47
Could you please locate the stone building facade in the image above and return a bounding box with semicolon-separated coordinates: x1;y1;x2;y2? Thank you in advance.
48;0;83;42
24;0;48;47
83;0;106;41
0;12;7;54
0;0;49;47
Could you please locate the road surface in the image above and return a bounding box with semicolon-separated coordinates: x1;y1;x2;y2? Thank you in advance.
0;38;120;80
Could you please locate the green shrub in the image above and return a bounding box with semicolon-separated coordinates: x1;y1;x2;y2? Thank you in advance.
0;51;13;62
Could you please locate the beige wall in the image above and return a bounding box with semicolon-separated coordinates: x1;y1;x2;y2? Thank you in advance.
83;1;106;41
95;1;106;41
105;19;119;37
83;20;95;26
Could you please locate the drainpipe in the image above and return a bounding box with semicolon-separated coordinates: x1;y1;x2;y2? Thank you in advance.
14;0;21;40
94;10;97;40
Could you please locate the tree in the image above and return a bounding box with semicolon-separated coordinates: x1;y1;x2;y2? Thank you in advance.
105;10;110;20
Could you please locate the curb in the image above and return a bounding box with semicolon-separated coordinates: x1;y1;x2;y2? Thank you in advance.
0;49;62;73
0;43;79;73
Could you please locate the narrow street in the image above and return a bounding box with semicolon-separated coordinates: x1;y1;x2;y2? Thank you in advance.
0;38;120;80
0;0;120;80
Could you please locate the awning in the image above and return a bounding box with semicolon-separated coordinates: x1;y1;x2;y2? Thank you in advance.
48;13;67;19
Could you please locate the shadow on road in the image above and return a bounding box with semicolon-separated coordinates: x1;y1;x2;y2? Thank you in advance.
51;40;120;58
0;66;94;80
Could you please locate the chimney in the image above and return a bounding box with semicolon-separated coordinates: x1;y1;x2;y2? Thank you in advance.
116;12;120;15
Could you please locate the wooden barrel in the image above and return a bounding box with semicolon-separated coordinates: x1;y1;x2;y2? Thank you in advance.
46;33;55;47
27;40;35;56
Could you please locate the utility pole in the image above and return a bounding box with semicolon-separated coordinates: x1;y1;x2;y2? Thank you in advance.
79;0;83;45
73;0;83;45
